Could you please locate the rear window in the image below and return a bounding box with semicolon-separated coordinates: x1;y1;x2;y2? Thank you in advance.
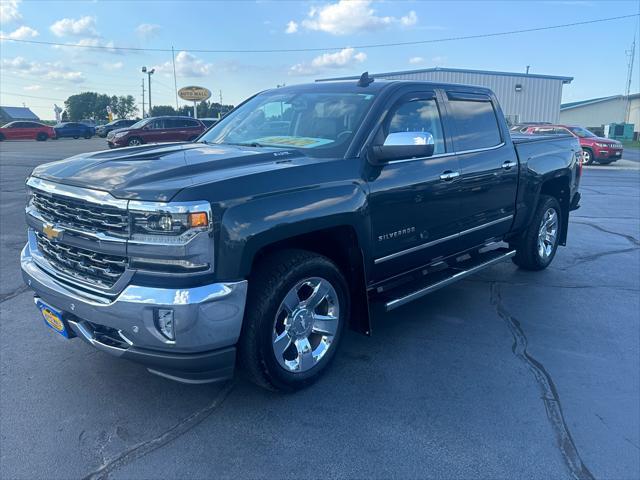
448;97;502;151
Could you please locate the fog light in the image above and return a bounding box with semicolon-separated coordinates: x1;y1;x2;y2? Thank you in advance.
156;309;175;341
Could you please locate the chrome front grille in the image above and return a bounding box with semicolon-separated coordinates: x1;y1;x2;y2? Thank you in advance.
35;231;126;288
31;190;129;238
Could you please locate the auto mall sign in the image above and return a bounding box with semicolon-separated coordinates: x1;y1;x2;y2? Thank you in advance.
178;86;212;102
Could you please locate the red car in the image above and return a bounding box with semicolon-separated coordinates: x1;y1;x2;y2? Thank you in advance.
0;121;56;141
523;124;623;165
107;116;205;148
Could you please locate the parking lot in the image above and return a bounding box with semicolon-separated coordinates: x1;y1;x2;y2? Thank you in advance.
1;139;638;479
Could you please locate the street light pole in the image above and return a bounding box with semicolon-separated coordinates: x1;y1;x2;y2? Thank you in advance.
141;66;155;115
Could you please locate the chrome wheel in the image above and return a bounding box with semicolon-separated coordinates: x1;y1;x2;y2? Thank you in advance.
272;277;340;373
582;149;592;165
128;138;141;146
537;207;558;260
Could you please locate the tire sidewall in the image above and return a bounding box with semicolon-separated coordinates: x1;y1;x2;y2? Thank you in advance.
36;133;47;141
255;257;349;390
582;148;593;165
534;197;561;268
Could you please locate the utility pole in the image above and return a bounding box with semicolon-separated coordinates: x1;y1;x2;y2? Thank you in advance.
525;65;530;75
624;34;636;123
172;46;179;109
141;78;146;118
142;66;155;115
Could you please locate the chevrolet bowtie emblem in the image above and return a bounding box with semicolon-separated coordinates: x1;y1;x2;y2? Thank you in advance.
43;223;64;241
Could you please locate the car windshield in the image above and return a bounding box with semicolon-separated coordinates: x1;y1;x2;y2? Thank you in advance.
130;119;149;129
199;90;377;157
568;126;596;138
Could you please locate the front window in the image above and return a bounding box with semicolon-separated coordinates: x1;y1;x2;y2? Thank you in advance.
130;119;150;129
567;126;596;138
200;89;377;157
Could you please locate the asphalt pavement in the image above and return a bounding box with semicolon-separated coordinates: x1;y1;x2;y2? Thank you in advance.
1;138;638;479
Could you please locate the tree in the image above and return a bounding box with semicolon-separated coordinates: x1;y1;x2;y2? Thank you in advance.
64;91;138;121
150;105;177;117
112;95;137;119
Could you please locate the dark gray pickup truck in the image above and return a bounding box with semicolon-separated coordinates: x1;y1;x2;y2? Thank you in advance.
21;76;582;391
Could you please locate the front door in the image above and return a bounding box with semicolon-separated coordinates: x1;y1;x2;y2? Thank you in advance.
367;91;461;282
445;91;518;249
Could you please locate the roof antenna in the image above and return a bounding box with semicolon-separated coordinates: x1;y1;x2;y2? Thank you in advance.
357;71;374;87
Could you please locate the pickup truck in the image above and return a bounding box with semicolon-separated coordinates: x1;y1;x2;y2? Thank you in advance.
21;75;582;391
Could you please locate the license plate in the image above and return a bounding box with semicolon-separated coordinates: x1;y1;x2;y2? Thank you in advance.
615;151;621;156
36;300;70;338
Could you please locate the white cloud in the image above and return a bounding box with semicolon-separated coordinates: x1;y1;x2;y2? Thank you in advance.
294;0;417;36
52;37;122;55
0;0;21;24
154;51;212;78
50;16;98;37
1;55;85;83
409;56;424;65
136;23;160;38
103;61;124;70
290;47;366;75
23;84;42;91
285;20;298;34
0;25;38;39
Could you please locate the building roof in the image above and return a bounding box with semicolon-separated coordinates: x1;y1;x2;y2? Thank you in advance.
317;67;574;84
0;106;40;120
561;93;640;110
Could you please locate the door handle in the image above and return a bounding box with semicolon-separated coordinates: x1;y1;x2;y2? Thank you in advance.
440;171;460;181
502;160;518;170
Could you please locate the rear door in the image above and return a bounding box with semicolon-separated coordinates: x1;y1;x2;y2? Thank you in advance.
445;91;518;249
367;89;461;282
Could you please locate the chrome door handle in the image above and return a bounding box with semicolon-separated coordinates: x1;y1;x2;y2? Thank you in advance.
502;160;518;170
440;171;460;181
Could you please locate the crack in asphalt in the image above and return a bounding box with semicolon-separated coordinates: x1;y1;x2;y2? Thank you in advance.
82;382;234;480
490;283;595;480
572;221;640;247
0;284;30;304
561;247;639;270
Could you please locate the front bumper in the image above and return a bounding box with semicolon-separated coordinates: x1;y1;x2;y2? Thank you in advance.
595;148;623;161
21;243;248;383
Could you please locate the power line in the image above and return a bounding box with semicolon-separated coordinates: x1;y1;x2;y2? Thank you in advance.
0;14;637;54
0;91;67;101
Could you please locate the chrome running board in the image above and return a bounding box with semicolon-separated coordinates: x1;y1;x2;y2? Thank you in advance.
384;249;516;311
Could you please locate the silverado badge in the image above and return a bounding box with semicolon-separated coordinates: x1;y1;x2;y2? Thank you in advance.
43;223;64;241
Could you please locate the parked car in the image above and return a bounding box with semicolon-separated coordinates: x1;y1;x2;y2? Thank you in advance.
106;116;205;148
199;118;219;129
96;119;138;137
22;78;581;391
522;124;623;165
54;122;95;139
0;121;56;141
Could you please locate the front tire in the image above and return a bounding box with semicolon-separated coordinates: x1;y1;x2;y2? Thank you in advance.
238;249;349;391
581;148;594;165
512;195;561;271
84;133;92;139
127;137;142;146
36;132;48;141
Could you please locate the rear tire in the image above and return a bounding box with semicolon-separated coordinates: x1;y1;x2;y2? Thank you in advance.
512;195;561;271
238;249;349;391
36;133;48;141
581;148;594;165
84;133;92;139
73;136;79;139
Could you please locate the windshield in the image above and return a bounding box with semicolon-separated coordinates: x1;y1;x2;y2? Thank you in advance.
200;90;377;157
129;118;150;129
568;126;596;138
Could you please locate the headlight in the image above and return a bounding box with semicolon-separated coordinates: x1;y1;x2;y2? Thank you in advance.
128;201;211;244
595;142;610;148
114;131;128;138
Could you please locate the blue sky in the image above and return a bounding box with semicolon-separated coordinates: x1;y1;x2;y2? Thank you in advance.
1;0;638;119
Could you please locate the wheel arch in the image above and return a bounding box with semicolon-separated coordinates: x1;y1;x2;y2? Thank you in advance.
249;225;371;336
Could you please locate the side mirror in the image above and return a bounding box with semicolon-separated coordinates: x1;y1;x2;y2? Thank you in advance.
369;131;435;164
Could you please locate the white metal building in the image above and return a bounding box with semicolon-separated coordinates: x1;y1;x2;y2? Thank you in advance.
317;67;573;124
560;94;640;133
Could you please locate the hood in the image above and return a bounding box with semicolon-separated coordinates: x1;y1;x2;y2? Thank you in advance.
31;142;306;201
583;136;619;145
